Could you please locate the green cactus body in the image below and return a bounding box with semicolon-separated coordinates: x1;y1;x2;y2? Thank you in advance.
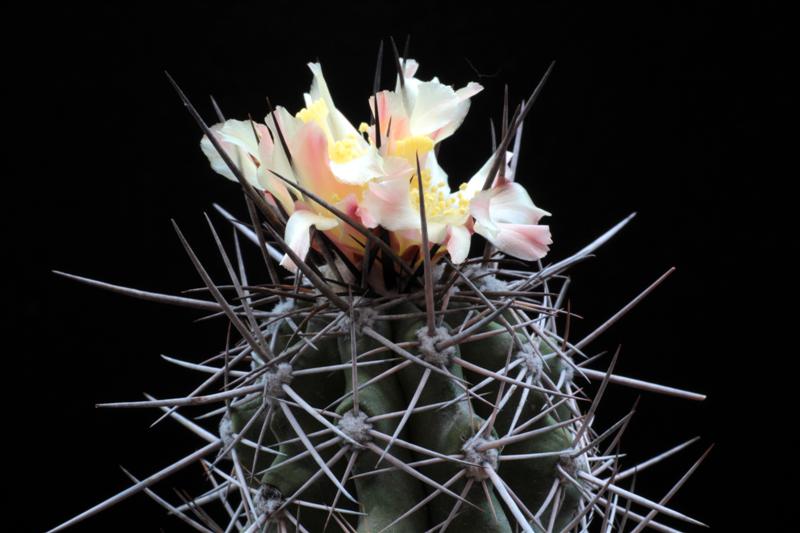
221;294;585;532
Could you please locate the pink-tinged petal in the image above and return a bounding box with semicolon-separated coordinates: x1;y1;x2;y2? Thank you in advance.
474;222;552;261
326;193;367;254
336;193;361;220
200;119;263;188
360;175;419;231
291;122;355;200
446;224;472;264
369;91;410;145
279;206;339;272
482;182;551;225
470;181;552;261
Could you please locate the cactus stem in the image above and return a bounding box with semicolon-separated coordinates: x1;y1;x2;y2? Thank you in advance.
290;358;400;376
281;385;356;448
377;470;466;533
435;301;514;350
375;366;431;466
509;397;575;437
257;436;340;478
498;450;569;461
277;401;357;503
484;466;536;533
350;456;451;480
322;449;360;531
363;441;474;507
482;417;581;452
506;371;535;436
480;479;499;522
231;447;258;521
362;326;468;384
323;359;414;411
481;365;527;438
272;446;352;521
368;429;474;468
213;402;269;469
368;393;491;422
453;357;576;399
426;477;474;533
293;499;365;516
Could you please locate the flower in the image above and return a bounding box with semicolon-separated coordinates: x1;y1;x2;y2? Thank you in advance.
201;58;552;273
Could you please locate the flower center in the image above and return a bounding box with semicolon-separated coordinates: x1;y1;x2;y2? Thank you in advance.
392;135;435;161
297;99;365;164
409;170;472;221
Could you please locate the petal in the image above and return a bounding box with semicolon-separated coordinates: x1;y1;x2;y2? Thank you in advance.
469;188;496;236
369;90;410;145
474;222;552;261
329;145;384;185
446;224;472;264
465;150;514;196
484;183;551;225
360;175;419;231
400;58;419;82
409;80;483;141
279;207;339;272
307;62;360;140
290;121;355;201
200;119;263;188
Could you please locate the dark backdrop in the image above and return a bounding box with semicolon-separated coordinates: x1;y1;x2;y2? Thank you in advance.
8;2;788;531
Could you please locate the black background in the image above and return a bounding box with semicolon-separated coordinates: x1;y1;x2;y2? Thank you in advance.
8;2;789;531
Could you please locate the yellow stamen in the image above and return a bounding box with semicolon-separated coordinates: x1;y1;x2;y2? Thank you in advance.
393;135;435;161
329;137;364;164
296;99;329;128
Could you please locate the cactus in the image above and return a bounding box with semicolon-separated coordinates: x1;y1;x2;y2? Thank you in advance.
50;45;709;532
